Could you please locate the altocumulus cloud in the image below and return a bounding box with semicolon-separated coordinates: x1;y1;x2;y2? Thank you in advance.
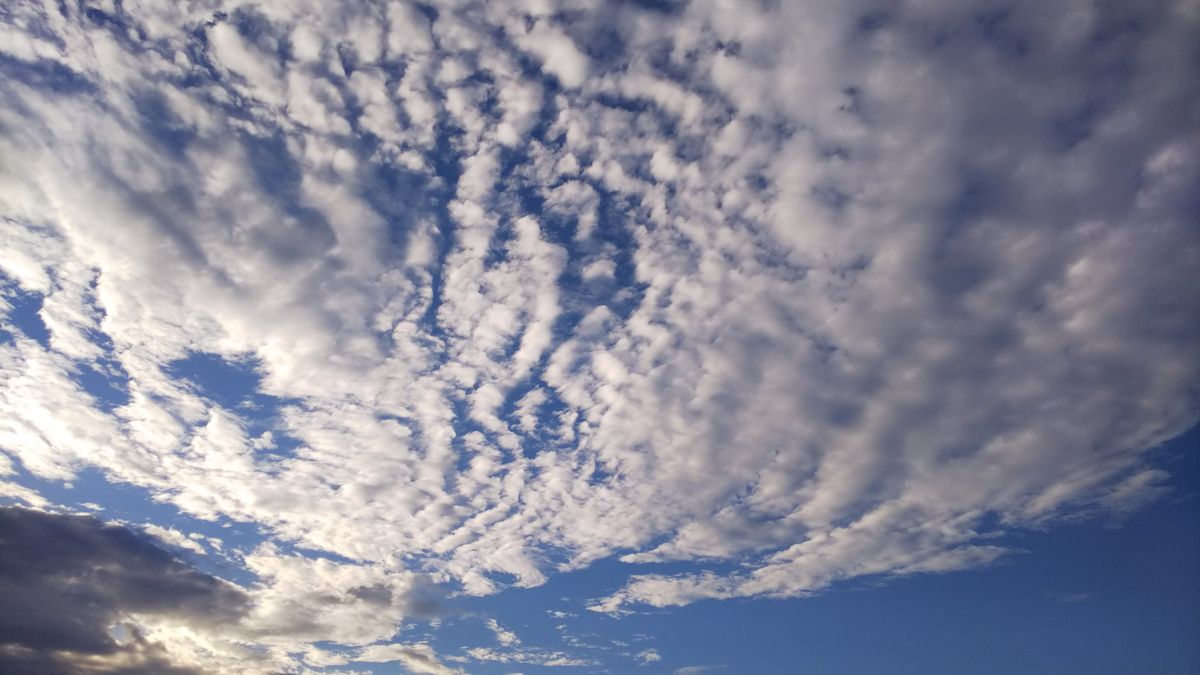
0;0;1197;671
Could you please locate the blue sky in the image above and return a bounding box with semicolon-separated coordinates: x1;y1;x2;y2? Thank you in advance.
0;0;1198;673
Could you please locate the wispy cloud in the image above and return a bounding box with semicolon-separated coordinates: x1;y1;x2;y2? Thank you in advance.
1046;591;1094;604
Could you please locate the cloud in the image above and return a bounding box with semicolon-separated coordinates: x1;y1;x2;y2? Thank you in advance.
1046;591;1093;604
514;21;591;88
487;618;522;647
355;642;463;674
0;507;249;674
141;523;208;556
637;648;662;664
207;21;285;106
462;646;596;667
0;0;1196;666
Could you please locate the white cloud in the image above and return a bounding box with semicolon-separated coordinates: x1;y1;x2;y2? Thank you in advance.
0;479;48;508
638;648;662;664
355;642;463;674
487;618;522;647
142;523;208;556
464;646;595;667
208;22;285;106
514;22;591;89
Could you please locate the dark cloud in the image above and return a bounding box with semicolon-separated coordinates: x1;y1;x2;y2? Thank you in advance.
0;507;249;675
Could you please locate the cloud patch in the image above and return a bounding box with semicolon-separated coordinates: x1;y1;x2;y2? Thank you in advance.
0;507;249;674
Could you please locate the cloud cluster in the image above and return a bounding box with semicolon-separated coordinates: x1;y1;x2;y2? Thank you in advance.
0;506;470;673
1;0;1197;669
0;507;248;674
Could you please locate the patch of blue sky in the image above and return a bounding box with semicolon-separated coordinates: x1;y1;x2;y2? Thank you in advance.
1;277;133;409
273;540;364;568
166;351;265;411
166;351;304;463
71;360;132;411
0;284;50;348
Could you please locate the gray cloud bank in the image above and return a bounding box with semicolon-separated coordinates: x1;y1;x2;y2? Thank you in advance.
0;507;247;675
0;0;1197;670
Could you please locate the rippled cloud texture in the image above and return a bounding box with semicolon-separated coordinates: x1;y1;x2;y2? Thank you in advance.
1;0;1198;672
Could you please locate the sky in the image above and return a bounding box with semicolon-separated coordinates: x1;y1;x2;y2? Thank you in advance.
0;0;1197;673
